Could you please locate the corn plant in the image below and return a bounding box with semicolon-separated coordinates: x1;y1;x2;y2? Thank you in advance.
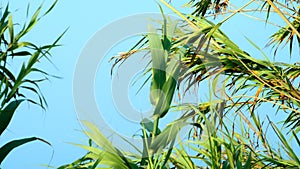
62;0;300;168
0;1;63;167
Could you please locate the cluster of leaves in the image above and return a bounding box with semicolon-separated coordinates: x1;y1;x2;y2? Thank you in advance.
60;0;300;168
184;0;230;17
183;0;300;55
0;1;63;167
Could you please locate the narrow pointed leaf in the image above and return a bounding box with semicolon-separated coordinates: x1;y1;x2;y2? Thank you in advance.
0;100;24;136
0;137;51;165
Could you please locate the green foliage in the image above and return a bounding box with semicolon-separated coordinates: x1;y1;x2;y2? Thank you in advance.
0;100;24;136
0;137;51;165
62;0;300;168
0;1;63;166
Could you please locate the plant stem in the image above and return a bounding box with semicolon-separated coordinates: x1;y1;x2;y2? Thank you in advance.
266;0;300;39
220;0;256;24
160;0;199;31
152;114;160;139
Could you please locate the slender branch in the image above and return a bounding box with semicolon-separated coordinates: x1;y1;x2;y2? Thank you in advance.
274;1;298;14
231;95;300;115
160;0;199;31
219;0;256;24
160;0;222;49
266;0;300;39
234;54;300;103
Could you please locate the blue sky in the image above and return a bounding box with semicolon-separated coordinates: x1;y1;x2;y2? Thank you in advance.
0;0;298;168
0;1;159;168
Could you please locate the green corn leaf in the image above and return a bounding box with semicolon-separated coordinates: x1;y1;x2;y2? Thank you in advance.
171;142;196;169
0;137;51;165
57;153;96;169
24;4;42;35
0;100;24;136
7;15;13;44
0;5;10;24
43;0;59;16
148;25;166;106
141;118;161;134
271;122;300;167
153;50;182;118
150;118;187;153
8;51;31;57
82;121;139;169
0;65;16;82
244;152;252;169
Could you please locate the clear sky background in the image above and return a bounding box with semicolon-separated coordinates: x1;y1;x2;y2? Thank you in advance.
0;0;297;169
1;1;161;168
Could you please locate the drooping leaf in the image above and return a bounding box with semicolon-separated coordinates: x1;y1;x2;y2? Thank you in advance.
0;137;51;165
141;118;161;134
150;117;187;153
0;100;24;136
148;25;167;106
